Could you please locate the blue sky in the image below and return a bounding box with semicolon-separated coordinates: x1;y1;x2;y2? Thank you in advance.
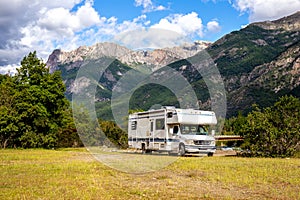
0;0;300;73
94;0;248;41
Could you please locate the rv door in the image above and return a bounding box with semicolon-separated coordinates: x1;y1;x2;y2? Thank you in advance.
169;125;180;152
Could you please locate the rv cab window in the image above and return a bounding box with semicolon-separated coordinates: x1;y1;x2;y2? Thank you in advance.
180;125;208;135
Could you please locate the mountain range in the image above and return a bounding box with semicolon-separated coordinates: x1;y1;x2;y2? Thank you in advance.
47;11;300;119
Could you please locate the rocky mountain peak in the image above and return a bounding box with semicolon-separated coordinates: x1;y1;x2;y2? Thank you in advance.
46;41;211;72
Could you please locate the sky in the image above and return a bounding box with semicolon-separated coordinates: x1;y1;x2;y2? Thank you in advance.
0;0;300;74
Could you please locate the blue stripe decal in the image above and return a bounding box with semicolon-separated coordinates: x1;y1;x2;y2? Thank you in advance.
177;113;214;116
128;138;180;142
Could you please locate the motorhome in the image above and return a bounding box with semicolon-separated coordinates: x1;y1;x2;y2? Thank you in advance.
128;107;217;156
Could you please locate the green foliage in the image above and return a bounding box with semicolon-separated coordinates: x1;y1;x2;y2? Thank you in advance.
0;75;18;147
129;83;179;111
128;109;144;114
222;111;247;135
99;120;128;148
73;105;127;148
0;52;80;148
56;108;83;148
72;105;104;147
237;96;300;157
95;101;114;120
14;52;70;148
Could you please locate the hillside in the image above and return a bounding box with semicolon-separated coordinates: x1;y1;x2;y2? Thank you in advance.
47;11;300;119
207;11;300;115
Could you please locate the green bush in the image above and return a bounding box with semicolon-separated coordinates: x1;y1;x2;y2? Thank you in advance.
238;96;300;157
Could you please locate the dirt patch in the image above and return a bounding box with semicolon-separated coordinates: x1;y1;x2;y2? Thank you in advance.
214;150;237;157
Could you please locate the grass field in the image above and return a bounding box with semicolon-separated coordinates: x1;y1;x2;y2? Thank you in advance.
1;148;299;200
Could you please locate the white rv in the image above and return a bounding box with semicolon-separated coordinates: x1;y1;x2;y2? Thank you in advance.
128;107;217;156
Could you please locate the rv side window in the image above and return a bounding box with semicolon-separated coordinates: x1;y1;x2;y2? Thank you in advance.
151;121;153;132
155;119;165;130
131;121;137;130
173;126;179;134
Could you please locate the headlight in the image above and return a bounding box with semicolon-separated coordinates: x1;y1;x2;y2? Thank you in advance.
186;140;194;145
211;141;215;146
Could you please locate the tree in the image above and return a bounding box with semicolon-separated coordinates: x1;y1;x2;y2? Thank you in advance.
73;105;128;149
72;105;103;147
0;75;19;148
99;120;128;148
222;111;246;135
2;52;71;148
240;96;300;157
17;52;70;148
56;108;83;148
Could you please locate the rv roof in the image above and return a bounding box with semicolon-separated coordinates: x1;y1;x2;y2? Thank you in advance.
130;107;215;115
137;109;165;115
162;106;176;109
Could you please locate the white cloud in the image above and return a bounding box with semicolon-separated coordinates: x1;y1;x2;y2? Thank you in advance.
233;0;300;22
156;5;167;11
135;0;152;8
38;8;80;33
207;20;221;33
0;64;19;75
151;12;204;38
117;15;149;32
0;0;103;74
35;1;101;37
113;28;191;50
90;15;151;45
76;2;101;27
35;0;82;10
134;0;168;13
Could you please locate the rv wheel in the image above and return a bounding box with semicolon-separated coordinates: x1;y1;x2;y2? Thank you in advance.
141;143;146;154
178;144;185;156
207;152;214;157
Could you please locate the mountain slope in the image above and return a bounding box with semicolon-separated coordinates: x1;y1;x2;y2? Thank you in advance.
47;41;211;73
208;11;300;116
47;11;300;119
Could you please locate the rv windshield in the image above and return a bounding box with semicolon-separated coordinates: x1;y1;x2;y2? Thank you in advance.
180;125;208;135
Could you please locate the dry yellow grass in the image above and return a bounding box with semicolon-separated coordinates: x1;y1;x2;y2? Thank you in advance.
1;148;299;199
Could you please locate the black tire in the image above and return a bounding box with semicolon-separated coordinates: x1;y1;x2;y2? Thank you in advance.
145;149;152;154
178;143;186;156
207;152;214;157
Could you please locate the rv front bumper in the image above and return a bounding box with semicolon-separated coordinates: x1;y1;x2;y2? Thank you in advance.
185;145;216;153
